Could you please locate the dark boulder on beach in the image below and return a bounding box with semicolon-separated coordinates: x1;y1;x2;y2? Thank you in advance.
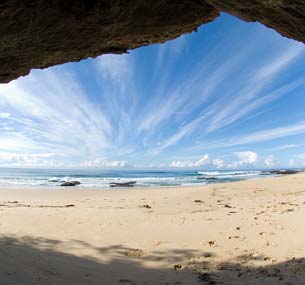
61;181;81;187
264;170;301;175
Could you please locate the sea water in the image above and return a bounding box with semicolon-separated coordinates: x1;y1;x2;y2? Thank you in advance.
0;168;275;189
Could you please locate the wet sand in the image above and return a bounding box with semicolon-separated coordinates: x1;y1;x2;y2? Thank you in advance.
1;173;305;284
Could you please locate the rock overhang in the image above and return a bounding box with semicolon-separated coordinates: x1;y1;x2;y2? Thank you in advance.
0;1;304;83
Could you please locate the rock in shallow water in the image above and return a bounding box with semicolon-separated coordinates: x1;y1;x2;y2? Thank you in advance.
60;181;81;187
269;170;301;175
109;181;136;187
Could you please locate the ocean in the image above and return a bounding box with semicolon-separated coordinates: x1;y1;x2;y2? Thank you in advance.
0;168;275;189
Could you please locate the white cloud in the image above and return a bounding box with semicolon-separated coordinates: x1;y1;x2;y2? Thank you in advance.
196;154;210;166
138;90;183;133
97;54;132;91
171;160;191;168
255;44;303;80
0;152;64;167
264;155;275;167
204;45;305;133
206;76;305;133
228;151;258;169
83;158;130;168
138;27;256;139
0;67;118;165
171;154;210;168
273;144;300;150
289;159;294;167
170;152;280;170
95;53;138;148
235;122;305;146
0;112;10;119
202;121;305;150
235;151;258;164
156;117;205;152
296;153;305;160
144;43;255;147
212;159;225;169
147;36;305;154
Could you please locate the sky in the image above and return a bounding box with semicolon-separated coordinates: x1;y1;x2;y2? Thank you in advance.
1;13;305;170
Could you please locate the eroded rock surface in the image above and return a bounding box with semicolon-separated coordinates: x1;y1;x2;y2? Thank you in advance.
0;0;218;83
207;1;305;43
0;1;304;83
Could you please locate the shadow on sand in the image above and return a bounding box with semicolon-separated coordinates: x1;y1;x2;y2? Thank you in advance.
1;235;305;284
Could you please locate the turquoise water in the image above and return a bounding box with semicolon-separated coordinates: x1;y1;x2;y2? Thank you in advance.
0;168;273;188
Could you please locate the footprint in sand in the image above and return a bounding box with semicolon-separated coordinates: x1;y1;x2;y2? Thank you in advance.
125;249;145;257
228;236;240;239
118;279;136;284
140;204;152;209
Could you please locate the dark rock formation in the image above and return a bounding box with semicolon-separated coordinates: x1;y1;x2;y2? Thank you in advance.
207;1;305;44
61;181;81;187
268;170;302;175
1;1;304;83
109;181;136;187
197;176;217;180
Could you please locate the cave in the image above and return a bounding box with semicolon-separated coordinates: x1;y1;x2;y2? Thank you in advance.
1;1;304;83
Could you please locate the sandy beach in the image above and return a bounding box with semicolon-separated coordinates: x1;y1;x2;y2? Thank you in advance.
1;173;305;284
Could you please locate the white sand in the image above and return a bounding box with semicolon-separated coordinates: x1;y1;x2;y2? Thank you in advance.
1;173;305;284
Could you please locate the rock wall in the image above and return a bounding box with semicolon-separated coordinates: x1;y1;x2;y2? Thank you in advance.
207;1;305;44
0;1;304;83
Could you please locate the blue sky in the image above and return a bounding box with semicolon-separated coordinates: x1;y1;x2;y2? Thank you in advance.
1;13;305;169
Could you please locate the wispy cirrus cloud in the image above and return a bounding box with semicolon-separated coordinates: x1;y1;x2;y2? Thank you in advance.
198;121;305;150
271;144;303;151
1;14;305;168
0;68;113;164
150;26;305;152
203;43;305;133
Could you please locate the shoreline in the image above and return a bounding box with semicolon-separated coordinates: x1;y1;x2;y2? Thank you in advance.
0;168;287;189
1;172;305;284
0;171;281;192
